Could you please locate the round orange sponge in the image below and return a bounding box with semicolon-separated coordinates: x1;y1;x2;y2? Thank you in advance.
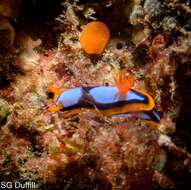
80;21;110;55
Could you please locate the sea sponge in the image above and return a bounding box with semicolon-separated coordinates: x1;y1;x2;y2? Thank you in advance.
80;21;110;55
0;0;22;19
15;33;41;72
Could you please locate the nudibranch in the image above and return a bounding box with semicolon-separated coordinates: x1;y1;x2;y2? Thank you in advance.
48;70;160;124
80;21;110;54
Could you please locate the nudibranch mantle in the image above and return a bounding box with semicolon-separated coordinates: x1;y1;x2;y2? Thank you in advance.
56;87;83;107
89;86;145;103
56;86;146;107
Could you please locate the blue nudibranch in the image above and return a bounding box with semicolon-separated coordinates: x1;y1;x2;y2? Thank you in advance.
48;70;160;124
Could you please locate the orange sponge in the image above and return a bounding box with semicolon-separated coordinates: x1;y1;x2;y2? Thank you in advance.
80;21;110;55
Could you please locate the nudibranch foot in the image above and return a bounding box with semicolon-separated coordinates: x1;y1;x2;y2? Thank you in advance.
114;69;134;96
112;108;160;127
48;105;64;112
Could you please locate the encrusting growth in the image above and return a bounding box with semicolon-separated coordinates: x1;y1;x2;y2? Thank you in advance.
80;21;110;54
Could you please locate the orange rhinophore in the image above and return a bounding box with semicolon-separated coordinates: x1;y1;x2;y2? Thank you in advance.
48;85;64;111
80;21;110;55
114;69;134;96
